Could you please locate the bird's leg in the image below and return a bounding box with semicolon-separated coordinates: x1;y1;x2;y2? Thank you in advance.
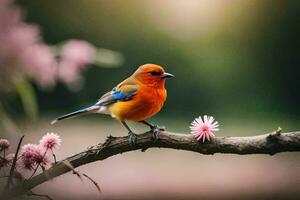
139;120;165;141
121;121;137;146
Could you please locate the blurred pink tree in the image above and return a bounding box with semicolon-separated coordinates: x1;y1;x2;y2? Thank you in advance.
0;0;123;132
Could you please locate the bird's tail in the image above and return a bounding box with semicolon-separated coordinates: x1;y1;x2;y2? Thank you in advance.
51;105;101;125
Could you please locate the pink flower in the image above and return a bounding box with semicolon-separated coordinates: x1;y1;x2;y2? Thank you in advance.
39;133;61;151
60;40;96;67
20;144;48;170
20;144;37;170
58;40;96;84
0;139;10;150
57;60;81;84
0;0;57;88
0;1;100;89
190;115;219;142
33;151;49;168
20;44;57;88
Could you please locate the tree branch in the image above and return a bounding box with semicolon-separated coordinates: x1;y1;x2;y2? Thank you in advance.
2;130;300;199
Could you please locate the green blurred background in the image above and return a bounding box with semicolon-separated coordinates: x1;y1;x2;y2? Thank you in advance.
17;0;300;122
2;0;300;199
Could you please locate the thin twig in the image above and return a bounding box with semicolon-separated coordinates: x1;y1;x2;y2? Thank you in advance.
51;149;57;164
5;135;24;190
72;169;82;180
27;191;53;200
82;173;101;193
62;160;82;180
66;163;101;193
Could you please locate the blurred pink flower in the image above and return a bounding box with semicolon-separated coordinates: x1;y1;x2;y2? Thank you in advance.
20;144;48;170
60;40;96;68
58;40;96;84
20;44;57;87
190;115;219;142
0;0;99;90
39;133;61;151
57;60;81;84
0;139;10;150
0;0;57;88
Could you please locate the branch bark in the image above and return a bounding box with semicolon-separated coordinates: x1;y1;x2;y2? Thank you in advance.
2;130;300;199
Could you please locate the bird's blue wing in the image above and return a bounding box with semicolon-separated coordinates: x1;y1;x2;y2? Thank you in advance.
96;78;138;106
52;79;138;124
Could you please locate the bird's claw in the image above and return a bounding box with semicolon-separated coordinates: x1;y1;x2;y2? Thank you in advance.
151;125;165;141
128;131;137;146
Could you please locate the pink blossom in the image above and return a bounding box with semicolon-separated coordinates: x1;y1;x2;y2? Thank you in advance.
190;115;219;142
20;44;57;87
0;0;56;88
20;144;38;170
0;139;10;150
39;133;61;151
33;151;49;168
20;144;48;170
0;0;100;89
57;60;81;84
58;40;96;84
60;40;96;68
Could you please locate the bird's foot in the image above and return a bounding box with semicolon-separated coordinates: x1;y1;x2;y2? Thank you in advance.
128;131;137;146
150;125;165;141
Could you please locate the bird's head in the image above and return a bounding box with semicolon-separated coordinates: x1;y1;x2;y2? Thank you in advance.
132;64;174;87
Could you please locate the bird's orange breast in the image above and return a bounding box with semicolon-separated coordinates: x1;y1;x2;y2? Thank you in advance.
109;86;167;121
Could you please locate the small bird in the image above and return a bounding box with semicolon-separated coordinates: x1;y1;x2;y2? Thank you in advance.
51;64;174;145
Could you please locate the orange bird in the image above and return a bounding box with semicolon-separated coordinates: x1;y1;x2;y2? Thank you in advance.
52;64;174;145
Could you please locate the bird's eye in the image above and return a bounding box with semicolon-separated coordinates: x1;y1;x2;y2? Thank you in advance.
149;71;161;76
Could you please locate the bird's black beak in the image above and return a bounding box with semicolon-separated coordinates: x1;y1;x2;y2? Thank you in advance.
160;72;174;79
